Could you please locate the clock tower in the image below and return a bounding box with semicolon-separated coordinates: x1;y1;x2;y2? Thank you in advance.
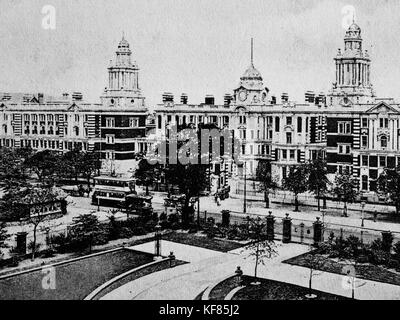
233;38;269;105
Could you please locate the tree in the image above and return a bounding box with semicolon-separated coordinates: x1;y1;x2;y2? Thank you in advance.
0;146;32;183
302;246;329;299
164;163;208;227
1;182;67;260
282;165;308;212
25;150;60;183
305;159;330;211
378;166;400;214
70;213;104;253
0;222;9;260
332;173;358;217
135;159;161;195
255;160;278;208
80;151;102;189
244;217;278;284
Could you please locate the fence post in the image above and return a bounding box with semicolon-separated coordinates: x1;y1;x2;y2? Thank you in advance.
282;213;292;243
313;217;323;245
266;211;275;241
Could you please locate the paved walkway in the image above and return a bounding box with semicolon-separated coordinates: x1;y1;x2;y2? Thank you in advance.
101;240;400;300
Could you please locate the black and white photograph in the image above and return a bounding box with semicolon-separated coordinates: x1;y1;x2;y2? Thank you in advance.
0;0;399;309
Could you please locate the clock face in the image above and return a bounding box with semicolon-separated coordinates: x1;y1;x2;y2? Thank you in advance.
239;90;247;102
261;92;267;102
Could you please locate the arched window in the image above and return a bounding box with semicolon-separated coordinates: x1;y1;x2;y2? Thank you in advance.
2;124;7;134
381;136;388;148
74;126;79;136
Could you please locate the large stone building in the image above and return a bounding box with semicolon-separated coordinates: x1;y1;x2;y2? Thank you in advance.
153;20;400;201
0;36;151;176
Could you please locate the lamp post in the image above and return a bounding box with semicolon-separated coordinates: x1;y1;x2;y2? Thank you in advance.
321;208;326;240
243;161;247;214
361;201;366;228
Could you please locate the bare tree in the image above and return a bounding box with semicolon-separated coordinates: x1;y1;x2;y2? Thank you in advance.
244;217;278;285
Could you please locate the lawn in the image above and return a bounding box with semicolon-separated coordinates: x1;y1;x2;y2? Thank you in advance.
211;275;348;300
284;252;400;286
163;232;245;252
0;249;154;300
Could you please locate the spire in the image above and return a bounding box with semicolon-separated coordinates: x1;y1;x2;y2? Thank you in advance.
352;11;355;24
122;30;125;40
251;38;254;66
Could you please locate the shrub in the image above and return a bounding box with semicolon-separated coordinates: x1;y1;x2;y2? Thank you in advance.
393;241;400;260
131;226;147;236
368;249;391;266
40;248;56;258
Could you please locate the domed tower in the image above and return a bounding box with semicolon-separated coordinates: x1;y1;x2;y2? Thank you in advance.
233;39;269;105
328;19;374;106
101;34;145;108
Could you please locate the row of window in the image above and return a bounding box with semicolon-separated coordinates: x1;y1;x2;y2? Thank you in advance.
105;117;139;128
20;139;88;151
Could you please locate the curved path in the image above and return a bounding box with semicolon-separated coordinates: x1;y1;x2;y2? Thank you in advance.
102;240;400;300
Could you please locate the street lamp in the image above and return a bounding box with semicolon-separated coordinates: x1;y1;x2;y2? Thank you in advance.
361;201;366;228
321;208;326;240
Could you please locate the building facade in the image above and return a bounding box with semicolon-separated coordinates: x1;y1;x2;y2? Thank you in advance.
0;36;151;176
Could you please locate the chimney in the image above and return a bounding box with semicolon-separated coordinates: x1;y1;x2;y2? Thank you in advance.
162;92;174;103
205;94;215;105
2;93;11;101
223;94;232;107
305;91;315;103
38;93;44;104
281;93;289;103
271;96;276;105
22;94;31;103
180;93;188;104
72;92;83;101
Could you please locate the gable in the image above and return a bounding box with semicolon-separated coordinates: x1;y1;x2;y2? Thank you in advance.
366;102;399;114
67;103;80;112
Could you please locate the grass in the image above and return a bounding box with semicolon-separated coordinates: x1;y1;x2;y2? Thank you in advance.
0;249;154;300
226;275;348;300
163;231;245;252
284;252;400;286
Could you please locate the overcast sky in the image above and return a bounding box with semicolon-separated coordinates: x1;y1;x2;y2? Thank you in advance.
0;0;399;107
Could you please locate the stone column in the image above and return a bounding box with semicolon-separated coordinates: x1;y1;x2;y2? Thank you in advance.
313;217;323;245
266;211;275;241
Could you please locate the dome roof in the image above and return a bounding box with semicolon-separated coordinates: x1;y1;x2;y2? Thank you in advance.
241;63;263;80
118;37;130;49
348;22;361;32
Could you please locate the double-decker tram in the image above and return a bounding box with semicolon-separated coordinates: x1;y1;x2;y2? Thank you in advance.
91;176;136;208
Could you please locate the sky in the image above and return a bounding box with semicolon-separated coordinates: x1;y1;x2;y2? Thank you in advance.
0;0;399;108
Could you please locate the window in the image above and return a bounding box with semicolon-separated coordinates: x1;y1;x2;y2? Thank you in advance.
381;136;388;148
39;114;45;122
74;126;79;136
239;116;246;125
40;126;45;134
106;134;115;144
286;132;292;144
130;117;139;128
250;145;253;154
361;175;368;191
286;117;292;125
282;150;287;159
290;150;295;159
338;144;351;154
379;118;389;128
362;155;368;166
75;114;79;122
24;114;30;121
275;117;280;132
48;126;54;135
297;117;302;133
106;151;115;160
48;114;54;122
361;135;368;148
106;117;115;127
338;121;351;134
362;118;368;128
379;156;386;167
